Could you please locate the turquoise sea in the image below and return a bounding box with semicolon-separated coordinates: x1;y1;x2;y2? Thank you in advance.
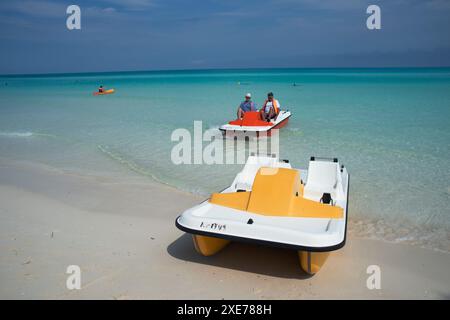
0;68;449;251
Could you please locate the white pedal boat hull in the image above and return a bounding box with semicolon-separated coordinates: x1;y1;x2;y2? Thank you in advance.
175;155;349;274
219;110;291;134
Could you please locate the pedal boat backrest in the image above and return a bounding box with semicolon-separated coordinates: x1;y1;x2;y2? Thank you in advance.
232;156;287;191
210;167;343;219
229;111;271;127
303;159;345;202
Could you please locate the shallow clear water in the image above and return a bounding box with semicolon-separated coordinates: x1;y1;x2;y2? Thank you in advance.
0;68;449;251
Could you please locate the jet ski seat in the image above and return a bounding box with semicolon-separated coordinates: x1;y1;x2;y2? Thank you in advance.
211;167;343;219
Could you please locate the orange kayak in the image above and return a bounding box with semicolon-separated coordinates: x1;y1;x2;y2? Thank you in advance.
93;89;115;96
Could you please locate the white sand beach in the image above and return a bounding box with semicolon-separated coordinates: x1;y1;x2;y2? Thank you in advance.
0;158;449;300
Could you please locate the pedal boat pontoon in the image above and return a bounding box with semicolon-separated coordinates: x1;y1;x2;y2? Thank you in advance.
176;155;349;274
219;110;291;137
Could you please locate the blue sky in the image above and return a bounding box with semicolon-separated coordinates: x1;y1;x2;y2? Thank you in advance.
1;0;449;74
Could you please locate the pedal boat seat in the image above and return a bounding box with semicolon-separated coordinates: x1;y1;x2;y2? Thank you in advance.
209;167;343;219
228;111;271;127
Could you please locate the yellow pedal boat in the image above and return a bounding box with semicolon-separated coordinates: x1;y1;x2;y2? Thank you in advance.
176;155;349;274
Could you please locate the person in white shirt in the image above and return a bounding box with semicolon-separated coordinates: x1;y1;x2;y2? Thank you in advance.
260;92;280;121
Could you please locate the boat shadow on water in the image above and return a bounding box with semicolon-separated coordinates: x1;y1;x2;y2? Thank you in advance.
167;233;314;279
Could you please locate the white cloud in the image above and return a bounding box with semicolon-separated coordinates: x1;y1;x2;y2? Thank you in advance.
100;0;156;11
272;0;366;11
103;7;117;13
82;6;120;18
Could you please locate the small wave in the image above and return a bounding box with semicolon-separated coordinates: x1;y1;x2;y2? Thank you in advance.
97;144;172;187
348;218;450;253
0;131;57;139
0;131;34;137
286;127;303;136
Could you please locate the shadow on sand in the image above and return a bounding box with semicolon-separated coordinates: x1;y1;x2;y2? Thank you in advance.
167;233;313;280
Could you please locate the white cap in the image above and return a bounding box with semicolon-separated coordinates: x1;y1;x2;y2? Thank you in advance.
245;93;251;98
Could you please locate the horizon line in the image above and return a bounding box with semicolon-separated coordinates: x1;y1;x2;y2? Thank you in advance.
1;65;450;78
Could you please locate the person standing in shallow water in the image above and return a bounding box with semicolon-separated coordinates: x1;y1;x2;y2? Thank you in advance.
237;93;256;119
